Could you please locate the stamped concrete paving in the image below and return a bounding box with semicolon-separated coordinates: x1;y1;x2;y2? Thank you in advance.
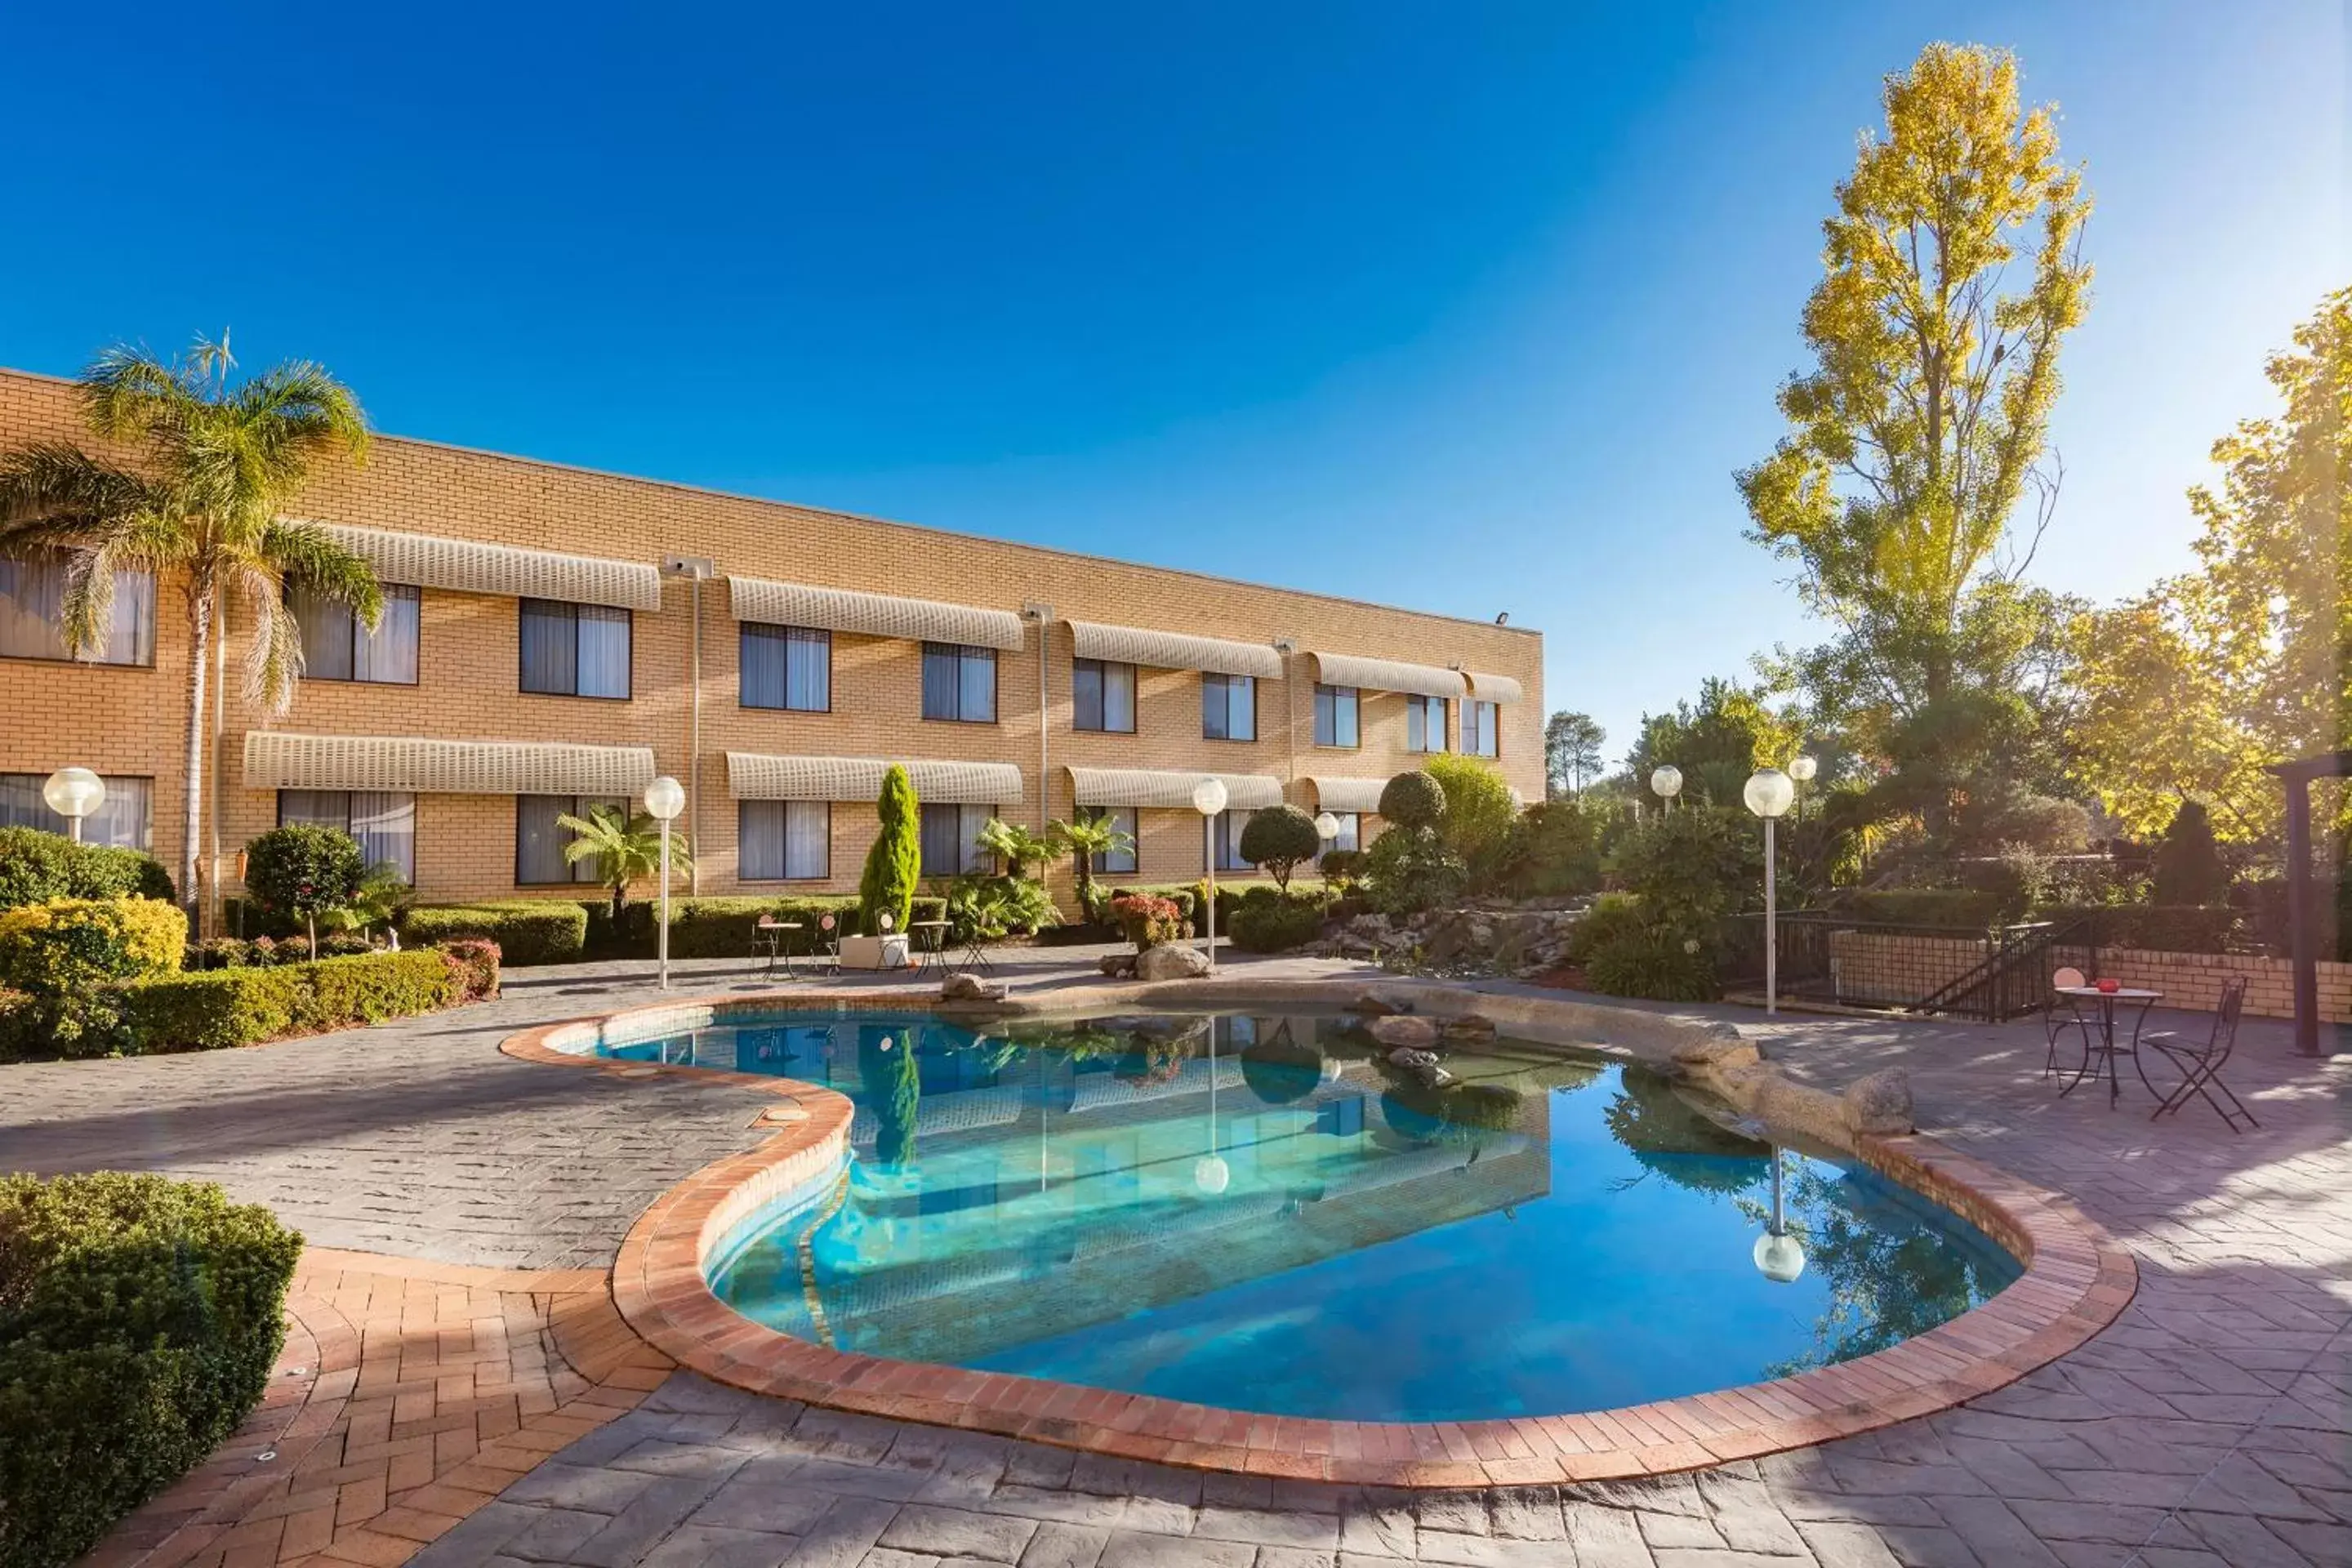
12;951;2348;1566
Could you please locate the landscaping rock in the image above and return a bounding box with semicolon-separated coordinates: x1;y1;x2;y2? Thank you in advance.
1388;1047;1442;1071
1135;943;1211;982
1441;1013;1498;1042
1098;952;1136;978
1842;1067;1915;1135
939;973;1008;1002
1369;1014;1441;1049
1670;1027;1762;1074
1352;994;1401;1017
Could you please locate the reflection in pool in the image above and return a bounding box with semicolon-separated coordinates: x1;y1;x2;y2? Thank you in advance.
600;1009;2020;1423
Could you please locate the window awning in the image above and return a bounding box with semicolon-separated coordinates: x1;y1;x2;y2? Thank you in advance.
316;524;661;611
727;577;1026;652
1067;767;1286;811
1067;621;1281;679
1465;670;1525;705
1306;776;1389;814
727;753;1022;807
1311;652;1467;700
244;733;657;795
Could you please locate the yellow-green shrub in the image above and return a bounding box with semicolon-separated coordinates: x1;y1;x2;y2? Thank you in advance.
0;897;186;990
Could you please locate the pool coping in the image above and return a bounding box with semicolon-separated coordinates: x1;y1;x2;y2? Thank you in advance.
503;978;2140;1486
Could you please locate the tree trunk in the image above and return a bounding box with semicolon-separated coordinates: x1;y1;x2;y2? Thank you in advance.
180;586;213;920
612;884;626;926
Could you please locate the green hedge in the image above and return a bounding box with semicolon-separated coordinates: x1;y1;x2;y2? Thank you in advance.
0;827;176;913
2036;902;2245;955
117;951;463;1054
1835;889;2008;930
577;895;952;960
399;902;589;964
1227;891;1330;953
0;1172;301;1568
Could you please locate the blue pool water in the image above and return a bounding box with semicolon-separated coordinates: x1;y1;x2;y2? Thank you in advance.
599;1009;2021;1423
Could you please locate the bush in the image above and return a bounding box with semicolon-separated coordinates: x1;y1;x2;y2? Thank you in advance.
1563;891;1642;965
2152;800;2230;906
1364;826;1467;917
1378;770;1447;831
189;936;252;969
1227;893;1328;953
0;1172;301;1568
1583;928;1720;1001
1512;799;1604;897
243;826;365;944
0;826;176;912
2035;902;2244;954
1837;888;2007;929
1319;849;1365;888
1422;755;1519;882
399;902;589;964
1110;893;1185;949
0;898;187;1061
859;764;921;938
115;951;463;1055
1237;805;1323;891
435;938;503;1001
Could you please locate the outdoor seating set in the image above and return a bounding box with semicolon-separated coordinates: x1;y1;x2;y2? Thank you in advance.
750;909;992;981
2042;965;2256;1131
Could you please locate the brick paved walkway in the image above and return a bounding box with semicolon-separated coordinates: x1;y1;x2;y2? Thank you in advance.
16;954;2347;1566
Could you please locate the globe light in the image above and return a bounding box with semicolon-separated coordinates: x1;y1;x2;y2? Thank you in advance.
1193;1155;1231;1195
1649;765;1682;801
643;775;687;821
1191;777;1229;817
1313;811;1341;841
42;768;106;833
1753;1231;1806;1284
1788;755;1818;784
1743;768;1794;819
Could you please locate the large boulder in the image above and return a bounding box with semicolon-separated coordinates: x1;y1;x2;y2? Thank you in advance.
1441;1013;1498;1043
1098;952;1137;978
1670;1027;1762;1076
1368;1014;1441;1049
940;972;1008;1002
1842;1068;1914;1136
1135;943;1211;982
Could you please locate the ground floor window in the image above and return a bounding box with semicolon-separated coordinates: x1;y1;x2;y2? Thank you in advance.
277;789;416;883
739;800;831;880
515;795;628;884
1082;805;1138;875
1210;808;1256;872
921;803;996;875
0;772;153;849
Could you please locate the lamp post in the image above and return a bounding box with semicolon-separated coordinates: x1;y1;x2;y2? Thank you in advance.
1192;777;1228;973
1313;809;1341;857
1744;768;1795;1014
1788;754;1817;822
1650;765;1682;815
1752;1146;1806;1284
644;775;686;990
1195;1020;1229;1195
42;768;105;843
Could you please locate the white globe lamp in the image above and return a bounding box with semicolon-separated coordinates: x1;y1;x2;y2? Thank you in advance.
1650;764;1682;813
42;768;105;842
1192;777;1229;972
1193;1155;1231;1195
1788;755;1818;783
1753;1231;1806;1284
1744;769;1793;1014
1313;811;1340;843
644;775;686;989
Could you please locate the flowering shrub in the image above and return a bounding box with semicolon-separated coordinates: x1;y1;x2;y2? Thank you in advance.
1109;893;1185;950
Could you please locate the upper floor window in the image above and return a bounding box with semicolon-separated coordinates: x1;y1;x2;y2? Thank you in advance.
739;800;831;880
0;772;153;849
1201;673;1256;742
1209;808;1256;872
1406;694;1450;754
920;802;996;875
1082;805;1138;875
0;551;154;666
922;644;996;723
295;583;420;684
1313;684;1359;748
278;789;415;884
1323;810;1361;853
1072;658;1137;733
741;624;831;711
519;599;630;699
515;794;627;884
1464;700;1500;758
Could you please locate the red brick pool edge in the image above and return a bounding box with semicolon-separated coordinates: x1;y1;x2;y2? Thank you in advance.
502;991;2140;1488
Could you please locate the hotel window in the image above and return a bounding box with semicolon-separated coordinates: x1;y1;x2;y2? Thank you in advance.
1313;684;1358;748
1082;805;1138;875
1323;811;1361;853
0;773;153;850
1406;695;1450;754
740;624;831;711
1465;700;1500;758
277;790;416;883
519;599;631;698
739;800;831;880
1210;808;1256;872
921;643;996;723
294;583;420;684
1072;658;1136;733
515;794;628;885
1201;673;1256;742
920;803;996;875
0;551;154;666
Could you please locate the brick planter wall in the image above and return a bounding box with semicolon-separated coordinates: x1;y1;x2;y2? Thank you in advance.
1828;929;2350;1022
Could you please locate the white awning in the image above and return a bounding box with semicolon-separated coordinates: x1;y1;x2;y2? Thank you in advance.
727;577;1025;651
727;753;1022;807
1307;776;1389;814
1311;652;1468;700
1066;767;1286;811
243;733;657;795
317;524;660;611
1067;621;1281;679
1465;670;1525;705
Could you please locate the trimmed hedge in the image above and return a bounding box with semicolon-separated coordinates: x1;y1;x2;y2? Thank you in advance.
118;951;464;1054
0;898;186;989
1834;889;2008;930
0;1172;301;1568
0;826;176;912
399;902;589;964
1227;891;1330;953
582;895;951;960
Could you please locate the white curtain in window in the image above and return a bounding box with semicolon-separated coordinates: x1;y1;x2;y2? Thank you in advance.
1214;808;1256;871
349;792;416;883
743;800;831;880
1088;806;1138;874
957;648;996;722
575;606;630;697
293;589;355;679
0;554;153;665
519;601;577;693
784;800;829;878
516;795;573;884
354;586;421;684
1329;812;1360;853
786;628;830;711
1102;662;1135;731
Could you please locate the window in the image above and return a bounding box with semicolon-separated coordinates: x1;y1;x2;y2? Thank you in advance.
1072;658;1136;733
1209;808;1256;872
1313;684;1359;748
1324;811;1361;853
739;800;831;880
1465;700;1500;758
294;583;420;684
0;551;154;666
740;624;831;711
1201;673;1256;742
519;599;630;698
515;795;627;884
1082;805;1138;875
1406;694;1450;754
0;773;153;849
920;803;996;875
922;644;996;723
277;790;415;883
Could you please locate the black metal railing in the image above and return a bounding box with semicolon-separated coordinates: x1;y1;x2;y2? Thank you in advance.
1720;911;2087;1022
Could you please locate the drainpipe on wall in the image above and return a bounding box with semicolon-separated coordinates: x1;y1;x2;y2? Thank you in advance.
1273;637;1298;800
1022;604;1054;836
207;599;226;942
664;555;716;895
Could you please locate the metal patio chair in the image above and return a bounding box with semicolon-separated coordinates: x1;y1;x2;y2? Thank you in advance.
813;911;842;977
2143;978;2255;1132
2042;964;2091;1078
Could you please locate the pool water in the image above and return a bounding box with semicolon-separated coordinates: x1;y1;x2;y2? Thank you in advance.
601;1009;2021;1423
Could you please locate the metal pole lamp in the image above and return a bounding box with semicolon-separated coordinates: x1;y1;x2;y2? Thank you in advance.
1650;764;1682;815
1788;754;1817;822
1192;777;1228;973
1195;1020;1229;1195
1744;768;1795;1014
1752;1146;1806;1284
644;775;686;990
42;768;105;843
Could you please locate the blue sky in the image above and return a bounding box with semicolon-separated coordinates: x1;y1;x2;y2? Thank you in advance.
1;2;2340;759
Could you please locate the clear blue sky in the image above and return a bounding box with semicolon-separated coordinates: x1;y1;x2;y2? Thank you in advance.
2;2;2341;761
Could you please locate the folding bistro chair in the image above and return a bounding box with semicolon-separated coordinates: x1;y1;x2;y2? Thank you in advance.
2143;978;2255;1131
813;911;842;977
2043;965;2091;1078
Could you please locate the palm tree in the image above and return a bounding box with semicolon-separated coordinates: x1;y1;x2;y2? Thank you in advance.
0;336;379;924
976;817;1055;878
559;804;693;924
1049;813;1135;922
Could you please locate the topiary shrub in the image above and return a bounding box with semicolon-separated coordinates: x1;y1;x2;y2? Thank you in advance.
243;826;364;949
1363;825;1466;917
0;826;176;913
1378;770;1447;831
398;902;589;964
2152;800;2230;906
858;765;921;938
1227;893;1328;952
0;1172;301;1568
1237;805;1323;891
189;936;252;970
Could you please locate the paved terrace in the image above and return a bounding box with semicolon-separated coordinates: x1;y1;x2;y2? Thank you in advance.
5;945;2345;1568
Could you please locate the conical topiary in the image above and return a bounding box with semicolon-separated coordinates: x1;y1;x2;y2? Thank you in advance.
858;764;922;936
2151;799;2230;906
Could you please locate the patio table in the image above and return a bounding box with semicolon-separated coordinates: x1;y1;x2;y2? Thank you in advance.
909;920;953;979
2055;984;2163;1109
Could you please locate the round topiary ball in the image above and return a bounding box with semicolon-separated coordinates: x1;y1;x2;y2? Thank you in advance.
1378;770;1447;830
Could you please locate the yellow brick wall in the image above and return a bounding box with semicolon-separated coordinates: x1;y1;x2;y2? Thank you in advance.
0;368;1544;907
1828;929;2340;1023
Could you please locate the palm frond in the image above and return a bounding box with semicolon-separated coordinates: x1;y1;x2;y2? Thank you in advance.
232;556;308;715
232;361;372;472
0;443;160;532
263;517;384;630
80;343;203;446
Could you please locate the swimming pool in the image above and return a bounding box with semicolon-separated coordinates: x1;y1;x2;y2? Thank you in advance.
599;1008;2022;1424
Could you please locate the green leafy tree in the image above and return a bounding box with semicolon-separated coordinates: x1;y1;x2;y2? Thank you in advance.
0;336;379;922
2151;800;2230;906
243;824;364;951
1738;43;2092;831
558;804;690;924
1049;812;1135;922
1237;804;1322;891
1627;679;1805;808
858;764;921;937
1544;710;1606;797
975;817;1054;879
1422;754;1521;882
